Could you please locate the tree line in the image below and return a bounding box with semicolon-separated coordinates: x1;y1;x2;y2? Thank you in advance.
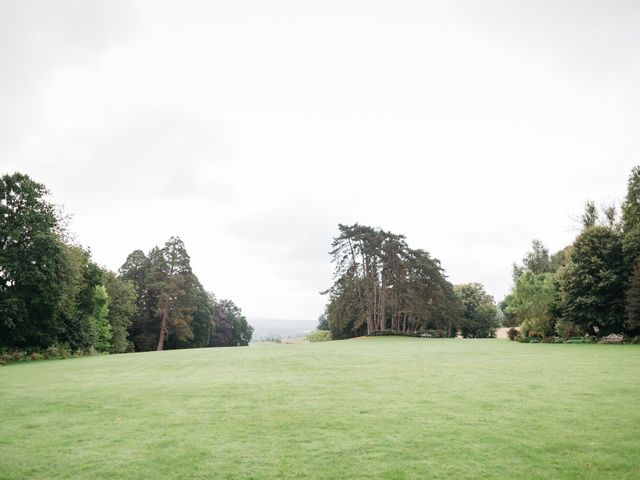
321;224;499;339
0;173;252;357
502;166;640;341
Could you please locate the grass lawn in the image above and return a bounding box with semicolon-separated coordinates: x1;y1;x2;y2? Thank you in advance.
1;338;639;479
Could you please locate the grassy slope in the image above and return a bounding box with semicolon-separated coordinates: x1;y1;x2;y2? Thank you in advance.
1;338;639;479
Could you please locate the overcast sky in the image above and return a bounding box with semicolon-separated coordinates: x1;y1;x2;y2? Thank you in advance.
2;0;639;321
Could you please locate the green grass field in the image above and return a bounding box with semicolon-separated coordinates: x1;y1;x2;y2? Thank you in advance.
1;338;639;479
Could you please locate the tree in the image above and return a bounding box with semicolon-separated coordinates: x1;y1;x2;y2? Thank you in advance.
625;260;640;334
0;173;67;349
103;271;137;353
181;283;214;348
56;244;107;351
119;249;155;351
209;296;253;346
622;166;640;233
581;201;598;229
146;237;196;351
90;285;111;352
504;271;557;337
454;283;499;338
559;226;625;335
317;307;329;331
324;224;462;338
512;240;554;282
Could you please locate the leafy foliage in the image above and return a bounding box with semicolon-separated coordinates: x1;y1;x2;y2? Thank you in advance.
306;330;332;342
324;224;464;338
0;173;67;348
1;172;252;356
504;271;557;337
559;226;625;335
454;283;500;338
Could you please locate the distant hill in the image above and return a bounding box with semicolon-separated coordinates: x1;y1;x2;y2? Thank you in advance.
247;317;317;341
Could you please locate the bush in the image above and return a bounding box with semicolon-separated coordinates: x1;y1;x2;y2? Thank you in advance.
0;343;94;366
306;330;332;342
555;318;584;340
528;330;543;339
565;336;592;344
518;336;542;343
421;329;446;338
368;330;394;336
507;328;519;341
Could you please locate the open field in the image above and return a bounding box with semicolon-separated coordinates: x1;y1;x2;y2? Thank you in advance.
1;338;639;479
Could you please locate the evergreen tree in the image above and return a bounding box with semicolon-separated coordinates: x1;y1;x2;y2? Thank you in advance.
325;224;463;338
147;237;196;351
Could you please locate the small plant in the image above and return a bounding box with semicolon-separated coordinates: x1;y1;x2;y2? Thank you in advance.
507;327;519;341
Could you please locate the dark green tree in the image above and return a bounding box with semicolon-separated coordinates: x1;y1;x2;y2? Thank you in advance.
0;173;67;348
177;282;213;348
454;283;499;338
559;226;625;335
209;296;253;346
625;260;640;334
119;249;155;351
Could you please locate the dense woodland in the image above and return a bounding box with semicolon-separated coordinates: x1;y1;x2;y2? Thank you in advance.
0;173;252;357
321;224;499;339
501;166;640;342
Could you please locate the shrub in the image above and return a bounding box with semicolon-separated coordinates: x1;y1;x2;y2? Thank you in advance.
528;330;543;339
422;329;447;338
0;343;98;365
306;330;332;342
555;318;584;340
368;330;394;336
507;328;519;341
565;336;592;344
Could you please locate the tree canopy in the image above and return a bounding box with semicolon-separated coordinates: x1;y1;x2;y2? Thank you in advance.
324;224;477;338
0;172;252;355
